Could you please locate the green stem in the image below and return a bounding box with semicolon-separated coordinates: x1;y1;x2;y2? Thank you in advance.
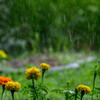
32;78;35;88
1;85;5;100
32;78;36;100
65;93;68;100
75;88;78;100
80;91;84;100
92;66;97;100
11;91;15;100
32;78;38;100
42;69;46;84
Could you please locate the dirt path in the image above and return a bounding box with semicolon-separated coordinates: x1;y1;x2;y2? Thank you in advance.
0;56;96;72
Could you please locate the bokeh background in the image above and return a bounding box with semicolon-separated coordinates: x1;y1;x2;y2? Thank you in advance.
0;0;100;56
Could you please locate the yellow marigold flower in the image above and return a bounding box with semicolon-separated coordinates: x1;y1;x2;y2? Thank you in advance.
26;67;41;80
77;85;91;94
0;50;8;58
5;82;21;92
40;63;50;70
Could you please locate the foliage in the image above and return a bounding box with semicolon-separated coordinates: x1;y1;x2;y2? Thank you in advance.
0;0;100;56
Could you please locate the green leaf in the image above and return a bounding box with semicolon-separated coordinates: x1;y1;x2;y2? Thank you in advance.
95;87;100;91
51;89;64;94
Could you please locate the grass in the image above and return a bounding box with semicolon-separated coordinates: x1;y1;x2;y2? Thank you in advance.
45;61;99;100
0;60;99;100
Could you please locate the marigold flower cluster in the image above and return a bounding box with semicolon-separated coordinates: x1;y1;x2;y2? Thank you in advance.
40;63;50;70
77;85;91;94
0;50;8;58
5;81;21;92
26;67;41;80
0;76;12;85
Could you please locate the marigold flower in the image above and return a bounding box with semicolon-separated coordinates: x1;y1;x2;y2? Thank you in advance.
40;63;50;70
5;82;21;92
26;67;41;80
0;76;12;85
0;76;5;85
77;85;91;94
0;50;8;58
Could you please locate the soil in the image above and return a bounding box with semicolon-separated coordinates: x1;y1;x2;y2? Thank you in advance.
8;54;61;68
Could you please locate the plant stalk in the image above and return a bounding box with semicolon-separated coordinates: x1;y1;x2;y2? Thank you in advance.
11;91;15;100
80;91;85;100
75;88;78;100
92;66;97;100
1;85;5;100
65;93;69;100
32;78;38;100
42;69;46;84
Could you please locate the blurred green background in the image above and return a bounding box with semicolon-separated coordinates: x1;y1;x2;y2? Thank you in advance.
0;0;100;56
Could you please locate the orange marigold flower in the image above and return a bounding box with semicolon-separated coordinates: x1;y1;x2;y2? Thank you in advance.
0;76;12;85
0;76;5;85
